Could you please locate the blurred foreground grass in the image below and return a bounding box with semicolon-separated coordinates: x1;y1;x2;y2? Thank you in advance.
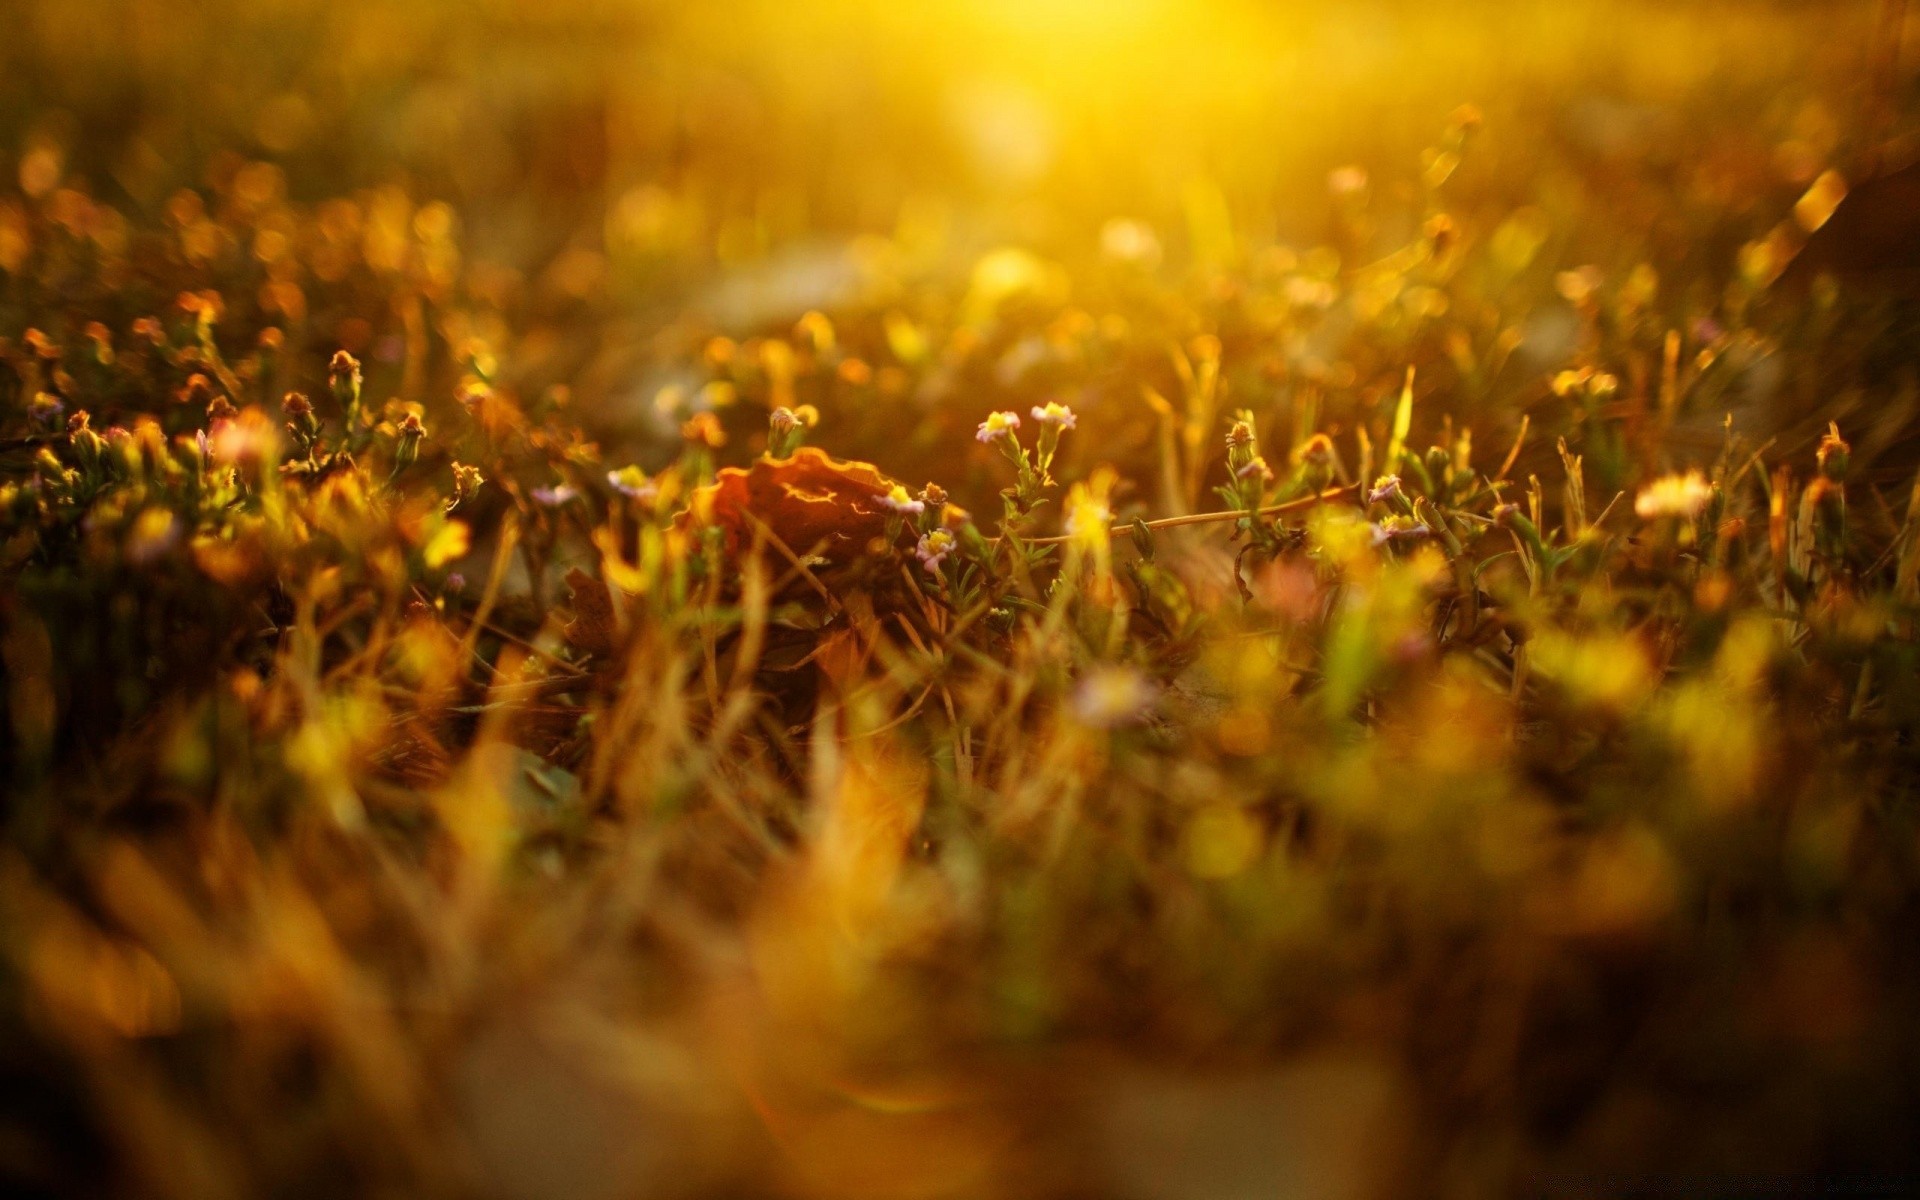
4;1;1920;1197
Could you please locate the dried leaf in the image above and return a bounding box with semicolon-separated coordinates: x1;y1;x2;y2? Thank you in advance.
562;567;617;658
682;447;900;565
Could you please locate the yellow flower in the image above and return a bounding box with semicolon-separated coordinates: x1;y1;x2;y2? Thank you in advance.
881;484;925;514
976;411;1022;443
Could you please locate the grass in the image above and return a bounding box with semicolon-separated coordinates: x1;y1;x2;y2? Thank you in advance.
3;1;1920;1197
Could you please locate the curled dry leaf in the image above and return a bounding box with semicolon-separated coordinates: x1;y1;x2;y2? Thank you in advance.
681;447;903;565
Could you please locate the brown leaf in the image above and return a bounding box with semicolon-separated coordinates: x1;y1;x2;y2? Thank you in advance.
681;447;901;566
561;566;617;658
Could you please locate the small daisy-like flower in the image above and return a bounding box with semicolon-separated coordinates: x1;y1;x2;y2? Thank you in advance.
976;411;1021;443
915;528;956;574
606;465;655;501
1072;665;1158;729
1367;475;1403;506
28;392;64;430
1294;433;1335;467
1030;401;1077;429
125;507;180;566
880;484;925;515
1634;470;1713;520
208;410;276;467
1234;455;1273;484
531;483;580;507
1369;514;1428;547
682;412;726;448
1225;421;1255;450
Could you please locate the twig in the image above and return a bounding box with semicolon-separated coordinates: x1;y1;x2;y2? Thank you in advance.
1002;484;1358;546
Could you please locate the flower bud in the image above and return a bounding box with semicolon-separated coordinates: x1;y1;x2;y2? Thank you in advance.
329;350;363;426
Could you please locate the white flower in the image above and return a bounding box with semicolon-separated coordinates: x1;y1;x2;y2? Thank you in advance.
1072;665;1158;728
1030;401;1077;429
880;484;925;515
1634;471;1714;520
1367;475;1403;506
915;529;956;573
606;466;656;501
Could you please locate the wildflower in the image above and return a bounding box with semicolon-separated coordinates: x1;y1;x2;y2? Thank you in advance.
682;411;726;448
919;482;948;508
915;528;956;574
976;410;1022;443
28;392;63;431
1816;423;1850;481
1065;493;1111;538
283;392;319;457
1369;514;1428;547
177;374;215;410
1634;470;1714;520
455;378;491;410
391;411;425;477
209;408;278;470
1367;475;1404;506
1030;401;1077;430
1072;665;1158;728
126;507;180;566
1294;433;1335;468
606;465;655;501
1226;421;1255;451
66;411;104;472
1235;455;1274;484
880;484;925;515
450;462;485;512
767;406;804;457
532;483;580;507
208;409;278;468
329;350;363;427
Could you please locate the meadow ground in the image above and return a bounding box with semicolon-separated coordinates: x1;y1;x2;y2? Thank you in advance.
3;1;1920;1196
